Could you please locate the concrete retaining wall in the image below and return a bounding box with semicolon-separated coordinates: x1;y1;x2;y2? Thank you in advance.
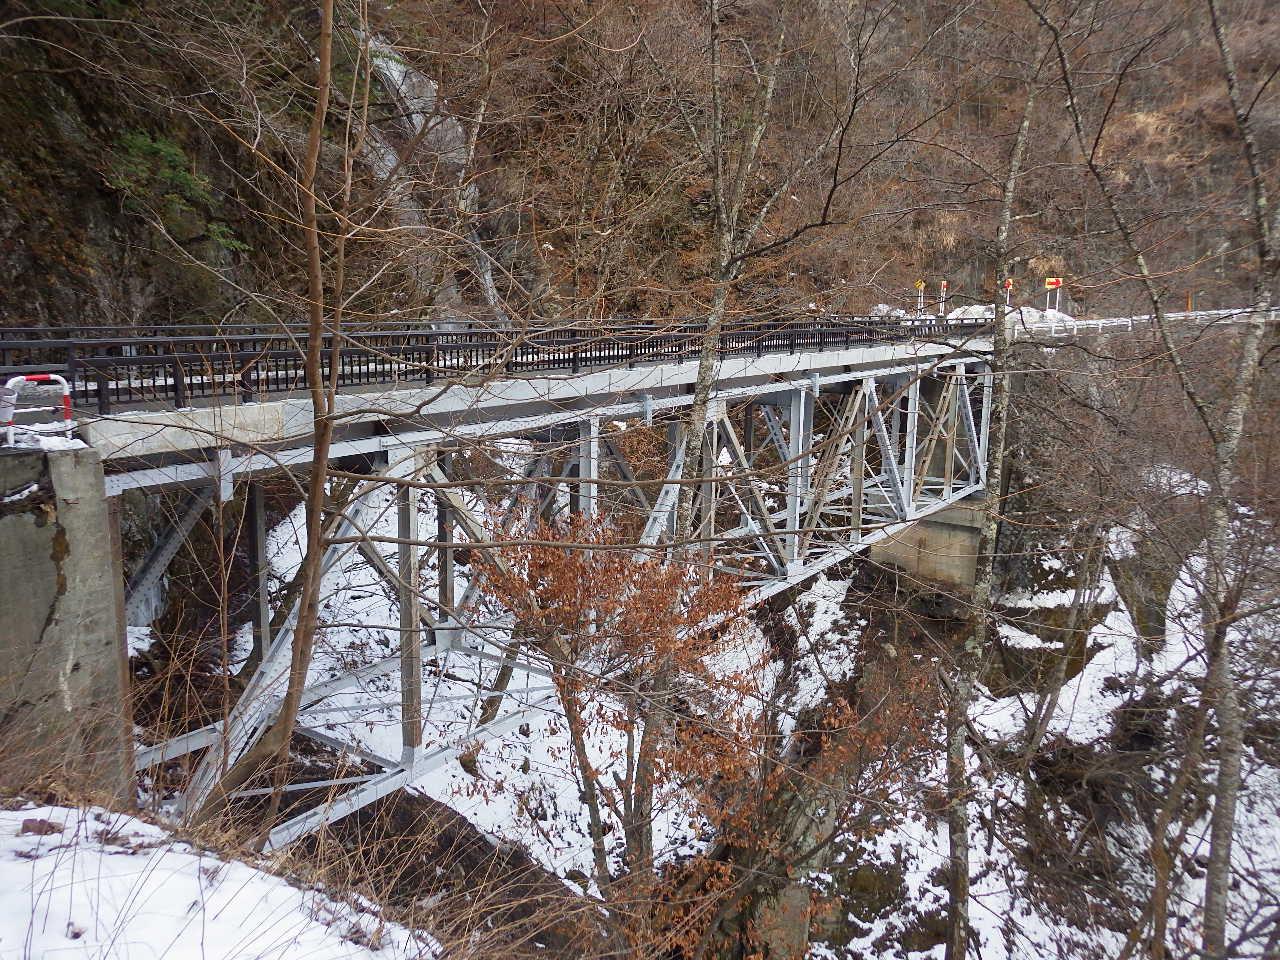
0;447;132;802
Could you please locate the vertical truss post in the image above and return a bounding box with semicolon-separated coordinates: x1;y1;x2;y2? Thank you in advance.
850;385;867;541
902;375;920;519
436;448;456;650
700;406;721;560
785;383;813;566
398;453;422;761
944;367;960;496
246;480;271;662
742;400;755;462
978;364;993;479
665;421;683;540
214;448;234;503
806;373;819;492
578;417;599;518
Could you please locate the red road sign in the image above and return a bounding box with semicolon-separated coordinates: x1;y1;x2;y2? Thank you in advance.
1045;277;1063;289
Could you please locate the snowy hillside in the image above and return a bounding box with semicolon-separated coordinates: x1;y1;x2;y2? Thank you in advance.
0;803;438;959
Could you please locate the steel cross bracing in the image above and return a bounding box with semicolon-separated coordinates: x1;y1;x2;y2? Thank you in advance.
132;357;989;848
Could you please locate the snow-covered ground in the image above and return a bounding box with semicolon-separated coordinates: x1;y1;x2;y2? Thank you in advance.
808;512;1280;958
0;803;437;959
803;562;1136;958
264;469;1276;952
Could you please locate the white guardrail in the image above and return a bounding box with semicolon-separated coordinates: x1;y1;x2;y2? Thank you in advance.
1013;306;1274;338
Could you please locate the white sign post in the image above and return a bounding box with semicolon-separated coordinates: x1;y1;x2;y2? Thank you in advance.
939;280;949;316
1045;277;1062;312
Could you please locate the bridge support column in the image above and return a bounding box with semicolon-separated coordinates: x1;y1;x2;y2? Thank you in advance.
398;460;422;760
0;447;133;802
785;385;813;566
869;498;984;591
436;448;456;650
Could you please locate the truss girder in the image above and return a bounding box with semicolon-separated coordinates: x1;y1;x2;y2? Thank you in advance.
124;486;216;626
177;483;383;813
136;358;990;846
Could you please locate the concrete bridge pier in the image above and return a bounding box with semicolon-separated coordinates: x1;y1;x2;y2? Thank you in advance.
868;498;984;591
0;447;133;802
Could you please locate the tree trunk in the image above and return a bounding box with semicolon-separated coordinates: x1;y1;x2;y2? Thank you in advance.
945;81;1035;960
1200;2;1275;949
198;0;337;834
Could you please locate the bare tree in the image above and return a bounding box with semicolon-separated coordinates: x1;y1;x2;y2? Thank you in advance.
1030;0;1277;953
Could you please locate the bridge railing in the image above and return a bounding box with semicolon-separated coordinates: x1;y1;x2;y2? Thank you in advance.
0;317;990;414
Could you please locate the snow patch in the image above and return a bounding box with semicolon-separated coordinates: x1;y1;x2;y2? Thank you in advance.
0;804;437;959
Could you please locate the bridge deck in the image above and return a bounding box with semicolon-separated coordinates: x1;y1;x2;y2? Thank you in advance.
0;319;996;492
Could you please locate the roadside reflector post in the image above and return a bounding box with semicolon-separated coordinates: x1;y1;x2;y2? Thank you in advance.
939;279;949;317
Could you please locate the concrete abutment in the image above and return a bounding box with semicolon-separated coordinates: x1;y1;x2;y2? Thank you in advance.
0;447;133;802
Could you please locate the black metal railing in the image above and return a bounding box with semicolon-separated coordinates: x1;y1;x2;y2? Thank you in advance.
0;316;990;415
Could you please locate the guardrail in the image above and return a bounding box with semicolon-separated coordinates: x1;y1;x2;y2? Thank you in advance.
0;317;990;415
1013;306;1274;337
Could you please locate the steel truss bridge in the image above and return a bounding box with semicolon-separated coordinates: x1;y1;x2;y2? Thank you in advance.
0;315;1009;846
